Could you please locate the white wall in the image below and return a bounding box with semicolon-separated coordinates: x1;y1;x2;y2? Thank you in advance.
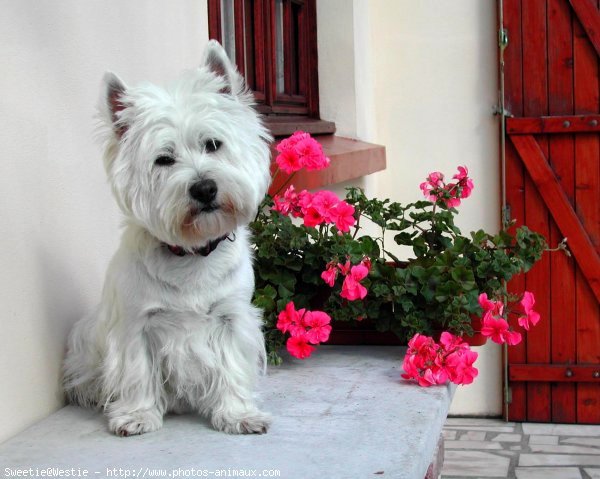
0;1;501;444
0;0;208;444
318;0;502;416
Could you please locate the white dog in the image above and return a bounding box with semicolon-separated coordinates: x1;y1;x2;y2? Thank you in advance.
63;41;272;437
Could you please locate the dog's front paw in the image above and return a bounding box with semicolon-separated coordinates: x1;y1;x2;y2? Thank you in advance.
212;411;271;435
108;409;163;437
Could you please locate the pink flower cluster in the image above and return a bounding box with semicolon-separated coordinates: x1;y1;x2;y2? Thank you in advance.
321;258;371;301
275;131;330;174
479;292;540;345
419;166;474;208
276;302;332;359
401;332;479;387
273;186;356;232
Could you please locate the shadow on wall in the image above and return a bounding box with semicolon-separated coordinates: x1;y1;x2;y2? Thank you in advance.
36;242;88;406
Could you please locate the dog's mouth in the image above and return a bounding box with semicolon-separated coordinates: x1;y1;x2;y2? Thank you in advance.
190;203;220;216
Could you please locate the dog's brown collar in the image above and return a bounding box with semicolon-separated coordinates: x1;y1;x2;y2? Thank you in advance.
163;234;234;257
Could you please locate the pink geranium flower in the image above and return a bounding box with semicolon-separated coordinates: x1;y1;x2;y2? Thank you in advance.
321;263;338;287
445;349;479;385
420;166;474;208
296;190;313;217
340;263;370;301
452;166;474;199
337;260;351;276
286;334;315;359
478;292;504;316
331;201;356;232
517;291;541;331
276;301;306;337
402;332;479;387
272;185;298;216
419;171;445;202
504;330;522;346
481;314;510;344
350;263;369;281
275;131;329;173
302;206;325;228
439;331;468;351
304;311;332;344
295;137;330;171
275;148;303;174
453;166;469;181
340;275;368;301
276;130;310;153
311;190;340;222
276;302;332;359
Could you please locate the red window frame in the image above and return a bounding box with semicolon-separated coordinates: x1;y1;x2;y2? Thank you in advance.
207;0;320;118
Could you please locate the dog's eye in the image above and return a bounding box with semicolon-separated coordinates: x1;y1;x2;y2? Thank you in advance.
154;155;175;167
205;139;222;153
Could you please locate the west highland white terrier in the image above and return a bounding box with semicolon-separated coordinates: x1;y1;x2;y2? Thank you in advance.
63;41;272;436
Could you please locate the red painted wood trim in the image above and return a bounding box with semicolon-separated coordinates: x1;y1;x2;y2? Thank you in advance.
268;136;386;195
509;134;600;303
207;0;222;41
510;364;600;382
568;0;600;58
548;0;578;424
507;115;600;134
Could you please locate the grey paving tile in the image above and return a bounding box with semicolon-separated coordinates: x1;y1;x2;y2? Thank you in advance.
445;417;515;427
522;423;600;437
529;444;600;455
445;440;503;450
514;466;582;479
442;429;457;440
492;433;522;442
529;435;559;445
497;450;517;456
444;425;515;433
584;468;600;479
519;454;600;467
442;450;510;477
510;445;523;451
562;437;600;448
459;430;486;441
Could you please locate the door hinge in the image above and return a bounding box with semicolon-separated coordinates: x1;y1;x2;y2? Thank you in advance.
502;204;512;228
493;104;513;117
499;27;509;50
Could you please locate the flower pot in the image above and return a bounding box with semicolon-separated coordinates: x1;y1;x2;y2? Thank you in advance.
460;315;487;346
327;318;403;346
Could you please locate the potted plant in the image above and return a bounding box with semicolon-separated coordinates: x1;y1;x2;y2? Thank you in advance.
251;132;561;385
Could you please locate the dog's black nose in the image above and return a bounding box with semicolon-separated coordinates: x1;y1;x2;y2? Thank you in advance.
189;179;218;203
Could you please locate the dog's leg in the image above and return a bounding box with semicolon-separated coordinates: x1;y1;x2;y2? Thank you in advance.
204;305;271;434
102;333;165;437
209;387;271;435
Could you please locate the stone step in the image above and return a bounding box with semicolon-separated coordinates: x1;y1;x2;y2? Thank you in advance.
0;346;454;479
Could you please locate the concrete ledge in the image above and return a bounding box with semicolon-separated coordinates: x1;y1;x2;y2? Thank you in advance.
0;346;454;479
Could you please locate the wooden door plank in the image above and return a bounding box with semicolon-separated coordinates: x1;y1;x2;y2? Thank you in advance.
548;0;577;424
521;0;552;423
507;115;600;134
568;0;600;57
510;135;600;304
504;0;527;422
574;4;600;420
510;364;600;382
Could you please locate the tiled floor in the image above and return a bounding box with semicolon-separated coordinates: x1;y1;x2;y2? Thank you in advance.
441;418;600;478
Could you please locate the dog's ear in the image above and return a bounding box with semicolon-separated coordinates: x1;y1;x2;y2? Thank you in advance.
202;40;244;95
102;72;128;139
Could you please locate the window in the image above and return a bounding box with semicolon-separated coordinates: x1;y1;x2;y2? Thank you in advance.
208;0;321;120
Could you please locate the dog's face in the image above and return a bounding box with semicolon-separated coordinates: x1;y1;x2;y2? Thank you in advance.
100;41;272;250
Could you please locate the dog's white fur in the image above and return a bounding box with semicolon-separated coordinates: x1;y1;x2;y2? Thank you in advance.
63;41;272;436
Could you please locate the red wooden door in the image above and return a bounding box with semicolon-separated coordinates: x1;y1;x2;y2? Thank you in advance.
504;0;600;424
